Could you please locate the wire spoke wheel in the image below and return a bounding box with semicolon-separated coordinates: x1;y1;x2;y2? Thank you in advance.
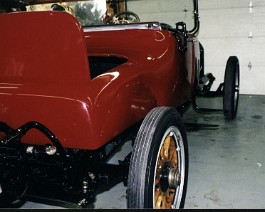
127;107;188;209
106;11;140;24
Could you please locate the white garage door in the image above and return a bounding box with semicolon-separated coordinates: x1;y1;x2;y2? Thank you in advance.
127;0;264;94
199;0;265;94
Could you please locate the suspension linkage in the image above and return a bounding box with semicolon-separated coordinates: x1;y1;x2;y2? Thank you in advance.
0;121;65;156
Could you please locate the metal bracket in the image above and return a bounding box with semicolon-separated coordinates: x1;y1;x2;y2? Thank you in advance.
193;73;224;113
192;97;223;113
0;121;65;156
175;21;188;53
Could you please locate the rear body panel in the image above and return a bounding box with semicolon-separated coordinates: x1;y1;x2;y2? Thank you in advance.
0;11;197;150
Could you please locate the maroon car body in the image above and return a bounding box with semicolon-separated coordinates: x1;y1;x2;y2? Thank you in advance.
0;11;198;150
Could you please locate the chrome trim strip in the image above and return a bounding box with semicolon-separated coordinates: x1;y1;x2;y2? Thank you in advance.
83;22;162;32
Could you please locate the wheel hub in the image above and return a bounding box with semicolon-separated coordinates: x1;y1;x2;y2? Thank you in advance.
160;162;180;192
168;167;181;189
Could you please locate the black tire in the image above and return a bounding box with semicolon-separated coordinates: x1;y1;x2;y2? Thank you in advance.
223;56;240;120
127;107;188;209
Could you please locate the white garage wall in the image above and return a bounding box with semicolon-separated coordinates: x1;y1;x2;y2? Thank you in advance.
128;0;265;94
127;0;195;30
198;0;265;94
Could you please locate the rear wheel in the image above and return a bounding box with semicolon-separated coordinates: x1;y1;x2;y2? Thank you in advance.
127;107;188;209
223;56;240;120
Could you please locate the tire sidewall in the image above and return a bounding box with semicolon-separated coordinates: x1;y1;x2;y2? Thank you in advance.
223;56;240;120
144;108;188;208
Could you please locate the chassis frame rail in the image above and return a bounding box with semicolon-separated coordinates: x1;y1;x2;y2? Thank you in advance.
0;121;133;208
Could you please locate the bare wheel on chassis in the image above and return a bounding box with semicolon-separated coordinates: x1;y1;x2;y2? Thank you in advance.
223;56;240;120
106;11;140;24
127;107;188;209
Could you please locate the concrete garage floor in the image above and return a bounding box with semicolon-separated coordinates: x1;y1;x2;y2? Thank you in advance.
19;94;265;209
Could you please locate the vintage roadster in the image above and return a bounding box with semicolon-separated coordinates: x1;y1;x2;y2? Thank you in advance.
0;0;240;209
